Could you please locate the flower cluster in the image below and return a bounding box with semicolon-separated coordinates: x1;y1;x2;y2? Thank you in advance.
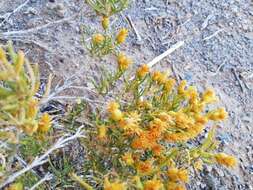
87;9;134;94
82;64;236;189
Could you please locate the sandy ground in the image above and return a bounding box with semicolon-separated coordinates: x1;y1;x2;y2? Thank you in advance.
0;0;253;189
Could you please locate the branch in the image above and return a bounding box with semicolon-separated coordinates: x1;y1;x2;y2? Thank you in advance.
1;13;79;36
147;41;184;68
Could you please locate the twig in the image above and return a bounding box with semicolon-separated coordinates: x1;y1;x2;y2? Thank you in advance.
124;14;142;44
203;29;223;41
15;155;41;178
0;36;53;52
231;67;245;93
147;41;184;67
208;61;226;76
0;0;30;27
40;75;78;104
0;126;85;189
1;13;79;36
201;14;214;30
29;173;53;190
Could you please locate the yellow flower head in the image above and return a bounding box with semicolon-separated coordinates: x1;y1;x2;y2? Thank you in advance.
202;88;218;103
102;16;110;30
119;112;142;135
144;179;163;190
193;159;203;171
158;112;173;122
194;114;208;125
215;153;237;168
104;177;126;190
208;108;228;121
108;101;120;113
117;53;133;70
151;144;163;156
122;152;134;165
137;160;153;174
151;71;167;84
167;168;189;183
111;109;123;121
107;101;120;113
137;64;149;78
167;182;186;190
92;33;105;44
38;113;51;133
185;86;198;102
98;125;107;139
164;78;176;92
116;28;128;44
178;80;187;95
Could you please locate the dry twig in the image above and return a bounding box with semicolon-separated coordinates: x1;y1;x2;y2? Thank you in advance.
1;13;79;36
147;41;184;67
231;67;245;93
0;0;30;27
203;29;223;41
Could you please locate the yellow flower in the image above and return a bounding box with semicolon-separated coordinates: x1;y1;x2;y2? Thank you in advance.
164;79;176;92
108;101;120;112
122;152;134;165
111;109;123;121
104;177;126;190
107;102;123;121
194;114;208;125
102;16;110;30
119;117;142;136
207;108;228;121
202;88;218;103
215;153;237;168
178;80;187;95
144;179;163;190
177;169;189;183
167;182;186;190
92;33;105;44
38;113;52;133
151;144;163;156
137;64;149;78
193;159;203;171
167;168;189;183
116;28;128;44
151;71;167;84
117;53;133;70
137;100;153;109
137;160;153;174
98;125;107;139
185;86;198;103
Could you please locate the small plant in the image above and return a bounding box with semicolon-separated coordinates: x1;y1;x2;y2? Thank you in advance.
86;0;129;17
75;64;237;189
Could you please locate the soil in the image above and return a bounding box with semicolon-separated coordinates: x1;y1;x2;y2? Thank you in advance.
0;0;252;189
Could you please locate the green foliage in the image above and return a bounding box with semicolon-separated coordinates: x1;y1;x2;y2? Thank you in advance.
86;0;129;16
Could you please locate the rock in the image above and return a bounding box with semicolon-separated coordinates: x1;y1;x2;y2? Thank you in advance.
46;2;66;18
24;7;38;15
